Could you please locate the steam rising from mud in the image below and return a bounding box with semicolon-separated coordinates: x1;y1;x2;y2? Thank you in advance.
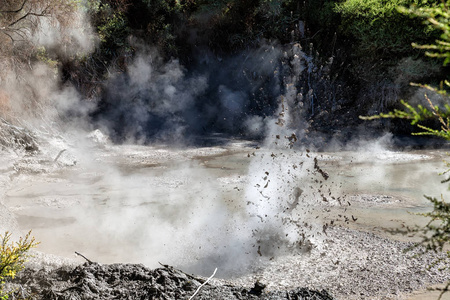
38;132;338;277
0;10;337;276
75;41;340;275
0;18;375;277
97;52;209;143
1;5;448;294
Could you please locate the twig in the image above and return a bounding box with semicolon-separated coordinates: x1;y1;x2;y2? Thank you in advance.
438;281;449;300
0;0;27;14
188;268;217;300
53;149;66;163
75;251;93;264
158;262;207;283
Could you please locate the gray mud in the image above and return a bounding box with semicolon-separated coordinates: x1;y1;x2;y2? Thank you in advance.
0;133;449;299
227;227;448;299
11;262;333;300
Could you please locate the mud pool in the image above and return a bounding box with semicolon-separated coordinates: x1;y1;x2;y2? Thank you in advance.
2;137;450;299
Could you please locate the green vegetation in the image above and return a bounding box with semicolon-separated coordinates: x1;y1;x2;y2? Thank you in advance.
0;231;38;299
408;194;450;299
329;0;442;100
0;0;445;109
410;194;450;261
334;0;434;57
185;0;301;51
84;0;304;58
361;84;450;139
361;1;450;137
400;1;450;65
53;0;444;107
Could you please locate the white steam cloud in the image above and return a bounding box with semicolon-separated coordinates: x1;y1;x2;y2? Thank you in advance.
33;7;97;57
98;51;208;143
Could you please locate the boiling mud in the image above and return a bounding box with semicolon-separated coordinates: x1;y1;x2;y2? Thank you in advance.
4;145;449;274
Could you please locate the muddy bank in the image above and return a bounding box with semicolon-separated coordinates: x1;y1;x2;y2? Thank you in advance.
11;262;333;300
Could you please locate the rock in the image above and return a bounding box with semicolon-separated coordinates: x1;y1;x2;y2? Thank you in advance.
86;129;110;145
0;119;39;152
249;280;266;296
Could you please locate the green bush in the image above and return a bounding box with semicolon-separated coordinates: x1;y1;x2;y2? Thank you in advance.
400;1;450;66
334;0;435;58
0;231;38;299
87;0;131;58
185;0;301;52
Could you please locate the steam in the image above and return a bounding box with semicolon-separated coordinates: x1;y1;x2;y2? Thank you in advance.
1;7;311;275
53;142;334;276
243;115;266;137
96;52;208;143
2;23;338;277
93;42;285;143
33;11;96;58
0;0;96;128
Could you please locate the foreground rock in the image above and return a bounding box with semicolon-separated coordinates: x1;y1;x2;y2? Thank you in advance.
12;262;333;299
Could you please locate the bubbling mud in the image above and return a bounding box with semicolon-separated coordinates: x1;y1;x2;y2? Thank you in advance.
2;135;449;298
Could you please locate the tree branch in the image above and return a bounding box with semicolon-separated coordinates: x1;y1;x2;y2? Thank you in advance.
1;30;15;43
8;10;50;27
0;0;27;14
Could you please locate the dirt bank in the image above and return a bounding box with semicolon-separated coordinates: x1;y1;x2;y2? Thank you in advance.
10;262;334;299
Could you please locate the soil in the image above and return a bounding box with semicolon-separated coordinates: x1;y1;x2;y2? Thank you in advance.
10;262;333;300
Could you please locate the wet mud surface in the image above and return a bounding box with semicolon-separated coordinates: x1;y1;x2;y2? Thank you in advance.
1;134;449;299
227;227;448;299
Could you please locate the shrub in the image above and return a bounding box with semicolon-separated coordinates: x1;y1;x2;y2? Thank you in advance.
334;0;436;58
400;1;450;66
0;231;38;299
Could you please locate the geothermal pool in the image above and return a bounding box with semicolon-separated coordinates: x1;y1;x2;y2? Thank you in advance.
2;137;449;299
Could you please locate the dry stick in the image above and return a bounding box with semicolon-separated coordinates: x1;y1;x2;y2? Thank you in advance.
75;251;93;264
53;149;66;163
188;268;217;300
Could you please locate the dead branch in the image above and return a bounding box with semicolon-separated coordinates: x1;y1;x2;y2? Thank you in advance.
189;268;217;300
8;10;50;27
0;0;27;14
2;30;14;43
75;251;94;264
